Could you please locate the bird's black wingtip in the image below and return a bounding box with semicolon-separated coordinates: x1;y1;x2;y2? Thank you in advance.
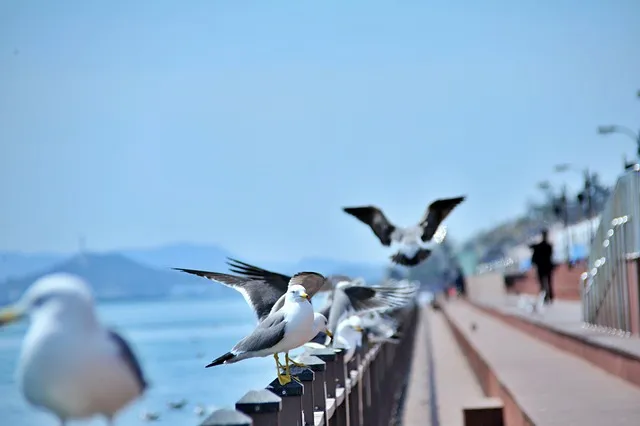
205;352;234;368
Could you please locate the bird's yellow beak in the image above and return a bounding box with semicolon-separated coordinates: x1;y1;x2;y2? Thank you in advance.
0;306;22;326
354;326;364;332
325;329;333;343
300;292;310;300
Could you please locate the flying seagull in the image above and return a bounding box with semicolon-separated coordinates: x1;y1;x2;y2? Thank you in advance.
342;195;466;267
206;283;327;385
0;273;147;426
172;264;326;323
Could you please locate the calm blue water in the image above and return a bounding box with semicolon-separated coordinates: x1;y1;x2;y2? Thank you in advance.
0;297;307;426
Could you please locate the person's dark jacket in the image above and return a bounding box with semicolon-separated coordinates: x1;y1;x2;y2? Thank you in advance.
531;241;553;274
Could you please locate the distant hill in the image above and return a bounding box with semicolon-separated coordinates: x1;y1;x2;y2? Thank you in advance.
0;251;65;282
0;245;388;304
118;242;234;271
0;252;238;305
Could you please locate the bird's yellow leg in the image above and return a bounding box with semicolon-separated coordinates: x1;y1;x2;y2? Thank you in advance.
274;354;291;385
286;352;306;368
274;353;286;370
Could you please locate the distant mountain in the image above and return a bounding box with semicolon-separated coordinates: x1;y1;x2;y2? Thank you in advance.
0;251;65;282
118;242;234;271
0;252;238;305
0;244;388;304
119;244;386;283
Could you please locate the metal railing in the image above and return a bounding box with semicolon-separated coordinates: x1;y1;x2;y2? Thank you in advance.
582;165;640;334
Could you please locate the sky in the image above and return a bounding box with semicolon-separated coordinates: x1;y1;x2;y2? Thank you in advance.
1;1;639;263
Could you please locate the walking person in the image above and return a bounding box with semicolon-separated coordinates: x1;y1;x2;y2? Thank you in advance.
530;229;555;303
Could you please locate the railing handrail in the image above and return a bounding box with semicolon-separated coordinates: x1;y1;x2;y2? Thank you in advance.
582;164;640;333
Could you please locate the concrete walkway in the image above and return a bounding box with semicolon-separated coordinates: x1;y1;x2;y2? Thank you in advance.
445;301;640;426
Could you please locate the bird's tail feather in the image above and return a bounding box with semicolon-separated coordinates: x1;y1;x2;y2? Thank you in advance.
205;352;235;368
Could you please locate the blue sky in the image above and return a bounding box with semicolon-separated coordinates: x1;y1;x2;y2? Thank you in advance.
1;1;639;263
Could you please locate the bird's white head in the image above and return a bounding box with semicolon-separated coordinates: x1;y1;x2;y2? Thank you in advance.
348;315;364;333
337;315;365;334
286;284;311;304
312;313;333;342
0;273;96;328
335;280;351;290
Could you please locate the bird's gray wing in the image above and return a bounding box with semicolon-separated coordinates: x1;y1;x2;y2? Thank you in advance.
343;283;418;313
107;330;147;392
418;196;466;242
326;289;353;334
172;268;282;322
226;258;291;293
390;248;432;266
232;310;287;354
342;206;396;246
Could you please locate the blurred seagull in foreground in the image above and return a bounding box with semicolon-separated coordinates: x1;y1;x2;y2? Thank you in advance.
342;196;466;267
0;273;147;426
205;283;330;385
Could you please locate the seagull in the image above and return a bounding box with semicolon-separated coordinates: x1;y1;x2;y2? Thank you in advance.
360;311;401;344
318;278;419;340
206;284;329;385
333;315;365;364
0;273;147;426
172;265;326;323
342;196;466;266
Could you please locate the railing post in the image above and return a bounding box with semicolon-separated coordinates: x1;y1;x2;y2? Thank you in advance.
347;345;363;426
267;378;304;426
201;408;253;426
308;347;337;399
296;353;328;425
289;366;315;426
366;344;381;426
235;389;282;426
361;344;374;426
333;348;350;426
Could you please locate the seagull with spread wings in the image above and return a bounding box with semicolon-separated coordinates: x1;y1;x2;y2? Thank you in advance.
342;196;466;267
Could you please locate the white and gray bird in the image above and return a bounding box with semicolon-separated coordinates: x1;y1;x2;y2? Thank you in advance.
318;278;418;339
342;196;466;267
333;315;365;364
205;283;330;385
0;273;147;426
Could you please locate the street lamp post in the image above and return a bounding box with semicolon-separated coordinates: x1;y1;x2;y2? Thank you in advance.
597;125;640;164
554;163;595;244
